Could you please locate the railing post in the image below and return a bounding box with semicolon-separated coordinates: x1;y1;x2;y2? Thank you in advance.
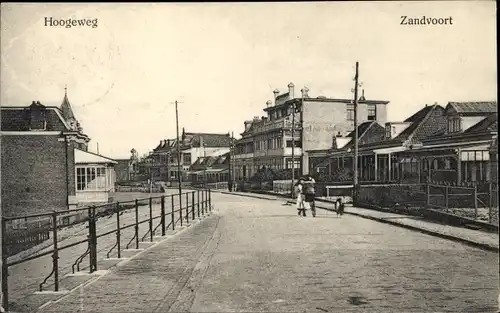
201;190;205;215
473;184;478;219
209;189;212;211
488;182;493;223
149;197;153;242
179;193;183;227
171;195;175;231
91;207;98;272
161;196;166;236
51;212;59;291
116;202;121;259
426;183;430;206
192;192;195;221
197;190;200;218
185;192;189;224
134;200;139;249
444;186;449;211
2;218;9;312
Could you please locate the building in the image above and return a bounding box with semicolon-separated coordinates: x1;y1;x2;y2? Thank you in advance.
188;153;230;184
404;101;497;184
233;82;390;180
310;101;498;185
310;103;447;183
1;89;116;217
150;129;232;182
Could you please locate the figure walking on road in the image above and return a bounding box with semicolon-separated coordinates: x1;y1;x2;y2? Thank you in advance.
295;179;306;216
303;176;316;217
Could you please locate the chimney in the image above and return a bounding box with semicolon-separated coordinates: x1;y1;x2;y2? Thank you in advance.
288;82;295;99
266;100;272;107
29;101;47;130
273;89;280;104
301;86;309;98
359;89;366;101
244;120;252;132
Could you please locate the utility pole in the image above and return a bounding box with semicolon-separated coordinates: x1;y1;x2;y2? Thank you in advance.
353;62;360;203
170;100;184;203
228;132;234;192
290;100;296;198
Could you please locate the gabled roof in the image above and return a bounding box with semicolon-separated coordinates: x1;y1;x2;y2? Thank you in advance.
446;101;497;115
343;121;385;150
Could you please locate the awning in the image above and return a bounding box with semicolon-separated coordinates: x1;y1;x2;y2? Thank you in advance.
410;141;491;153
75;149;117;165
373;146;407;155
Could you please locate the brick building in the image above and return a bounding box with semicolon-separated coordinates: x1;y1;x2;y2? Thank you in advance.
1;90;115;217
233;82;390;180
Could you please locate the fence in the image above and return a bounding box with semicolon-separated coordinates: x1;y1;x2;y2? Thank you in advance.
427;182;498;224
1;189;212;312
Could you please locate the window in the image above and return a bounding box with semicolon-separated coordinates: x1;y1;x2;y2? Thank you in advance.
286;159;301;169
268;139;273;150
286;140;301;148
183;154;191;165
367;104;376;121
448;118;461;133
385;125;391;138
346;105;354;121
76;166;107;191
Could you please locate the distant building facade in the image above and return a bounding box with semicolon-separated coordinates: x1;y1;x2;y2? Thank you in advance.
150;129;232;182
233;82;390;180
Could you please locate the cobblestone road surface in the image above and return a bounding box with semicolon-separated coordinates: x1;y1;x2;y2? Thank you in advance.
31;193;500;313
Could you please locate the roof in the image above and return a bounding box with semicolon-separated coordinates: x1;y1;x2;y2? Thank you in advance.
343;121;385;149
75;148;117;164
346;121;374;138
447;102;497;115
183;132;232;148
464;114;498;134
1;104;70;132
60;89;76;121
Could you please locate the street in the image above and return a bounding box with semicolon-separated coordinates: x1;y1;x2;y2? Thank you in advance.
33;193;498;313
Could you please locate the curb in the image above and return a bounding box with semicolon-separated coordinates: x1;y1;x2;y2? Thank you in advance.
214;191;278;201
219;190;499;252
315;205;499;253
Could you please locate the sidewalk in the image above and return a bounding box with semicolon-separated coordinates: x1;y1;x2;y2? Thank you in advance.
36;214;220;313
217;190;499;252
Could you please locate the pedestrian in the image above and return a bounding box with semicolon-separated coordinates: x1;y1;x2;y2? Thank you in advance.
336;198;345;217
295;178;306;216
303;176;316;217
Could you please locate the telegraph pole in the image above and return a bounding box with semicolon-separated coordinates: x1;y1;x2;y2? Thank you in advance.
290;100;296;198
174;101;183;199
353;62;360;202
228;131;234;192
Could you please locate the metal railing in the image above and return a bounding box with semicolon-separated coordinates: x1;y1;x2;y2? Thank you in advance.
1;189;212;311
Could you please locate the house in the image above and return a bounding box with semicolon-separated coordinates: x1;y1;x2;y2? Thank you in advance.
188;153;230;185
150;130;232;182
233;83;390;180
310;103;447;183
1;89;116;218
404;102;497;184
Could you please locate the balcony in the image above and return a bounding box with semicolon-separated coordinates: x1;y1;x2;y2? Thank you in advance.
251;118;302;135
253;147;302;157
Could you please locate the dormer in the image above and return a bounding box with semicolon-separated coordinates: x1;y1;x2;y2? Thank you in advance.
444;102;497;134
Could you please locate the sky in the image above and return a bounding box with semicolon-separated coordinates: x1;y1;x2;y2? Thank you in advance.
1;2;497;159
